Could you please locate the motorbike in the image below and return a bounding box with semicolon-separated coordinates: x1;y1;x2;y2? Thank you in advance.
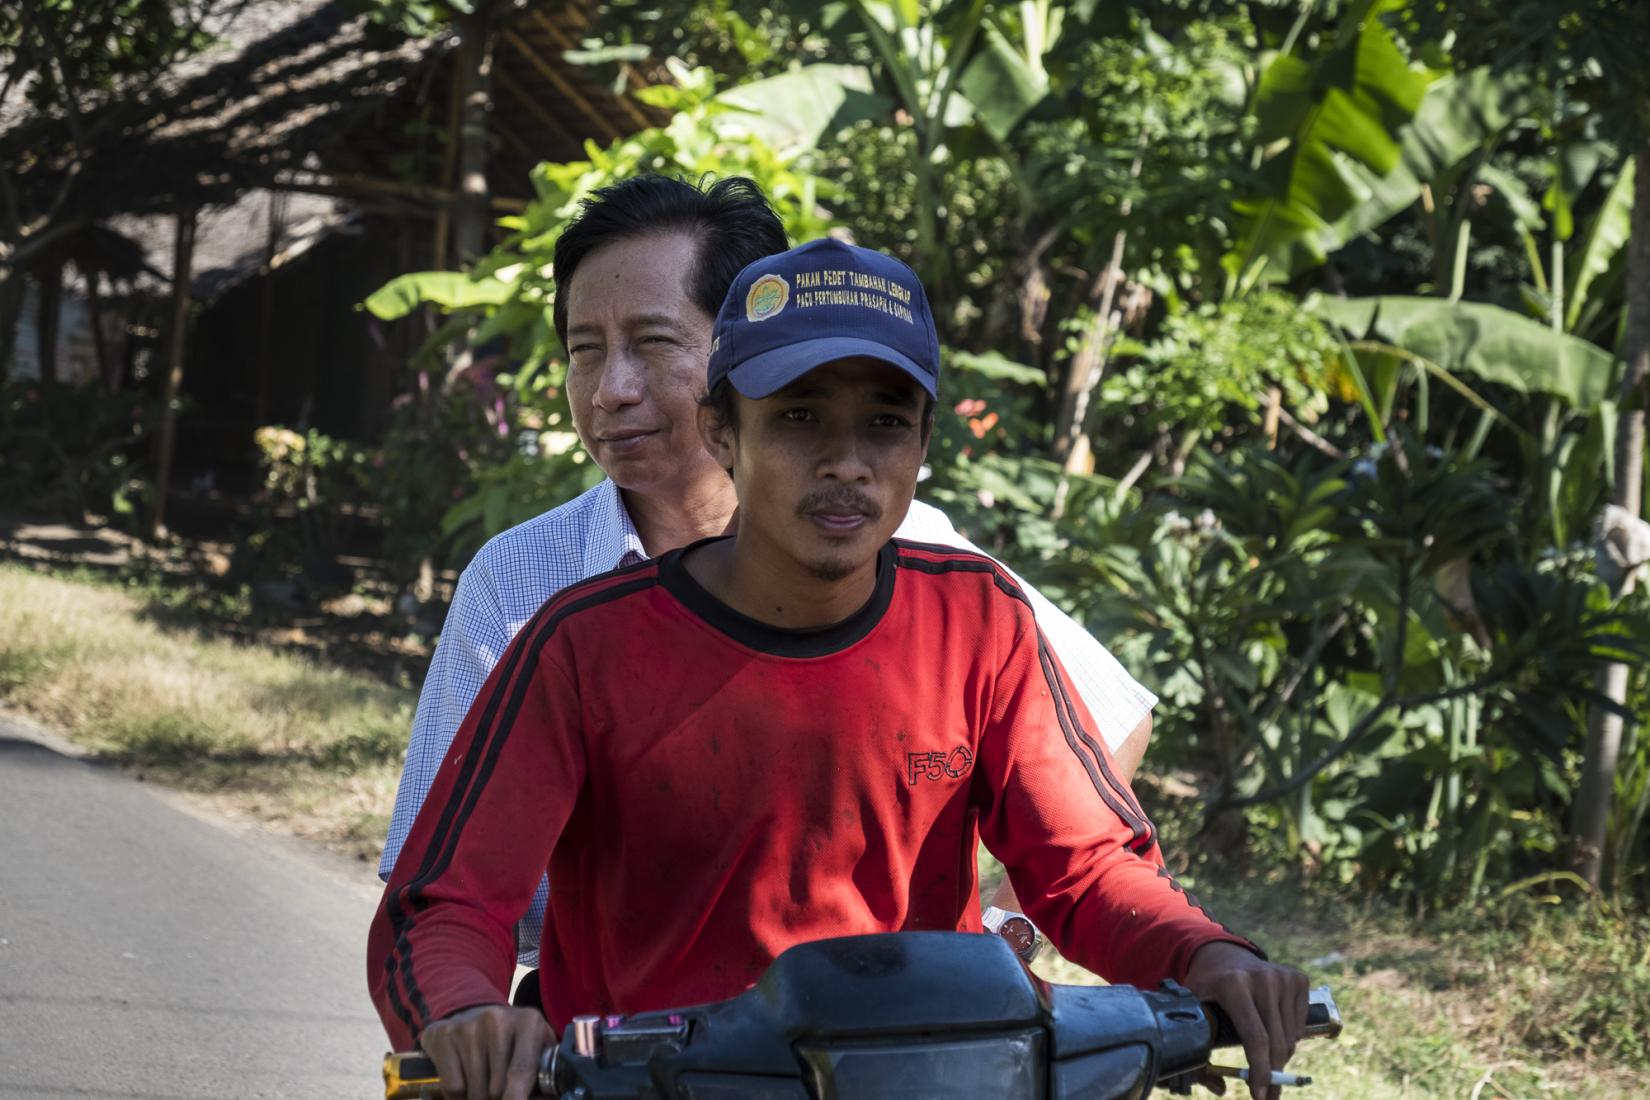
383;931;1341;1099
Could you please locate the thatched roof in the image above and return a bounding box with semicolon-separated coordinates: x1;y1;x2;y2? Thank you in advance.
103;189;353;303
3;0;663;231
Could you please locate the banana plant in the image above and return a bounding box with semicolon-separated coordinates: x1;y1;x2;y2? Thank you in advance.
840;0;990;294
1224;0;1432;289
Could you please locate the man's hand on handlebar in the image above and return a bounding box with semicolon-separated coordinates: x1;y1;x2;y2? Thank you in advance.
1182;941;1310;1100
419;1003;554;1100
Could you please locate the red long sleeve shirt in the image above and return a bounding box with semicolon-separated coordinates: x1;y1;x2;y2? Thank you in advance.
369;539;1254;1048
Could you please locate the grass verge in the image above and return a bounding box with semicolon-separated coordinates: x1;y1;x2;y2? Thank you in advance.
0;561;410;860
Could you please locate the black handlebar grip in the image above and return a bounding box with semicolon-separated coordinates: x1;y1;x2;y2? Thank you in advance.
1204;1002;1243;1049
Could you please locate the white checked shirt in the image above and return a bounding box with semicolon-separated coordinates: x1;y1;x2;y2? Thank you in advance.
380;479;1157;966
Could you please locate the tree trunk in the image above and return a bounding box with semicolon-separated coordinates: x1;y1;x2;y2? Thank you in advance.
149;209;196;542
451;14;496;267
1050;131;1147;469
1572;131;1650;889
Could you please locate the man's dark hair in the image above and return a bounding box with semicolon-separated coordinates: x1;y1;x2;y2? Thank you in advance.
552;174;790;347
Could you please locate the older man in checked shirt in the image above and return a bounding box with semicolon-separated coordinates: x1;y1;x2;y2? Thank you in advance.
379;174;1157;976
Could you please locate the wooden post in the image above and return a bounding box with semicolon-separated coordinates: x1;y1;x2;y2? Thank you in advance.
253;192;285;428
84;266;115;392
148;208;196;542
35;255;64;383
0;271;24;383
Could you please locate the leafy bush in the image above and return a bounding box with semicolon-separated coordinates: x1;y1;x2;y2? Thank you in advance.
243;425;371;587
0;380;153;522
1020;436;1648;906
1100;290;1337;443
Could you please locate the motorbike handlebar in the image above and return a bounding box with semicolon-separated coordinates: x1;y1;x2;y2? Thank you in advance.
382;934;1342;1100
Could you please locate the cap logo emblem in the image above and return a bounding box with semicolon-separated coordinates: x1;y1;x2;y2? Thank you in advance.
745;274;790;322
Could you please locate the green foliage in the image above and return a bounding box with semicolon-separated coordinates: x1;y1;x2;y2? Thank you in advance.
1028;437;1648;906
352;0;483;37
1608;614;1650;901
1026;12;1255;306
371;378;503;583
1326;63;1536;252
589;0;854;81
364;270;515;320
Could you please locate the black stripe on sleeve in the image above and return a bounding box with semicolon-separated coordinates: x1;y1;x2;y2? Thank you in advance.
1040;631;1156;850
382;573;657;1038
1035;632;1153;852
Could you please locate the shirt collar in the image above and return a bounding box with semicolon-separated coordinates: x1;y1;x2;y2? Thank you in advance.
582;479;648;578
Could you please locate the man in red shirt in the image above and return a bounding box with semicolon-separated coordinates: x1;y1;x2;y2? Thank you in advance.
369;239;1308;1100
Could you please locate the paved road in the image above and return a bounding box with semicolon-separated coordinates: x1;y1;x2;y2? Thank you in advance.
0;716;389;1099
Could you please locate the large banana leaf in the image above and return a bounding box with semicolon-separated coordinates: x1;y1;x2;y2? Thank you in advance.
956;18;1051;143
1311;295;1619;410
364;271;515;321
714;64;891;153
1227;0;1431;281
1329;65;1534;246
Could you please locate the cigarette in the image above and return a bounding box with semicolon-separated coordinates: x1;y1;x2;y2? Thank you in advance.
1209;1065;1313;1087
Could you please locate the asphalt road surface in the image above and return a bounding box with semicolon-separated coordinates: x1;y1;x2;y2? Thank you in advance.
0;714;389;1099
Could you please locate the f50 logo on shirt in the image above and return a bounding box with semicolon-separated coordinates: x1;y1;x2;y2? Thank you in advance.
907;746;975;785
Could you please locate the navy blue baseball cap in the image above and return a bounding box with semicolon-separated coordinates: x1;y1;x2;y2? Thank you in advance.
707;238;941;399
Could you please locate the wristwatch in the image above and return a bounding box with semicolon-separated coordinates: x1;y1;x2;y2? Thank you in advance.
981;905;1045;964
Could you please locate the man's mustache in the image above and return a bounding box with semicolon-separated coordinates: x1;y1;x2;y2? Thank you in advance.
796;487;881;519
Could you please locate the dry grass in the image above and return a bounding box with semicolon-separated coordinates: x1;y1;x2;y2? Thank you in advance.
0;562;409;860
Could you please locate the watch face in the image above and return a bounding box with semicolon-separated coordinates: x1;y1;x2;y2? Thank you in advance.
998;916;1038;959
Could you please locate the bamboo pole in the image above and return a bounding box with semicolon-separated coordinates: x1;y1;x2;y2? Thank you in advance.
83;266;114;393
454;16;497;265
148;207;196;541
269;171;527;213
433;53;464;272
